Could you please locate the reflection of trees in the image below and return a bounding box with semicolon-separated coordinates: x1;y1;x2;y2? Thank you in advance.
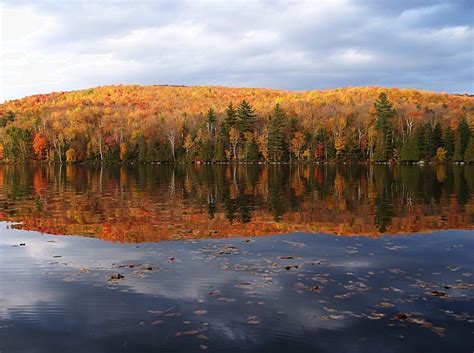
268;165;288;221
0;163;472;240
454;167;469;206
371;166;394;233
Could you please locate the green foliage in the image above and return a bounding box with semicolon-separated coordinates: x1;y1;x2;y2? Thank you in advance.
464;138;474;163
244;137;259;161
267;104;286;161
206;108;217;136
222;102;237;135
213;137;227;162
453;136;463;162
105;144;120;163
373;92;396;161
343;130;361;161
0;111;15;128
237;100;257;133
459;119;470;156
372;136;387;162
422;124;436;160
400;134;420;162
2;126;32;162
443;126;455;160
199;138;214;162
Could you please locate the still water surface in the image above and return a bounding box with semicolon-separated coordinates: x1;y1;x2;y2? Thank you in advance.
0;164;473;352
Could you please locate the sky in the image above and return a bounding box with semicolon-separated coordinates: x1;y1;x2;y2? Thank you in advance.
1;0;473;102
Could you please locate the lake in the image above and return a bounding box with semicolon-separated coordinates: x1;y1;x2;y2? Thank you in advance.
0;164;473;352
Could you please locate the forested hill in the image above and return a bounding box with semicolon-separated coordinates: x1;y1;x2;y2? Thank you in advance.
0;85;473;163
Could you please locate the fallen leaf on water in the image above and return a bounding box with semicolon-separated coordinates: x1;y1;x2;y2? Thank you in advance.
183;330;200;335
108;274;125;281
429;290;446;298
247;316;261;324
367;313;385;320
321;315;345;320
394;313;409;321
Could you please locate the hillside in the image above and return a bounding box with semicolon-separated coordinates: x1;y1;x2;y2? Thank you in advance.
0;85;473;164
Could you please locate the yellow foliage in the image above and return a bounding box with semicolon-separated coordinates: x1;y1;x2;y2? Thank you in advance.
436;147;447;163
119;142;127;161
335;136;345;156
66;148;76;163
302;148;311;159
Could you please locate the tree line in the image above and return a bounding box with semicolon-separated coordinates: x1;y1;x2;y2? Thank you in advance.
0;85;473;164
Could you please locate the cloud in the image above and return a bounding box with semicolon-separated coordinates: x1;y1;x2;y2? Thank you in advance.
0;0;472;101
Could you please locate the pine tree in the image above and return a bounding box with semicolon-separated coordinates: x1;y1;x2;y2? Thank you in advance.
400;134;420;162
423;124;436;160
464;138;474;163
373;92;396;161
443;126;455;160
343;129;360;161
237;100;257;133
213;136;226;162
459;119;470;156
244;135;259;161
223;102;237;133
206;108;217;136
199;138;214;162
267;104;286;162
453;135;463;162
433;122;442;149
372;135;387;162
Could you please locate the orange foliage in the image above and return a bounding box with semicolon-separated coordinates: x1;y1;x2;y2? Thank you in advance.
33;133;47;160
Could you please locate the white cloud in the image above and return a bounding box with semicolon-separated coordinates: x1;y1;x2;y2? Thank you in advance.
335;49;374;65
0;0;472;102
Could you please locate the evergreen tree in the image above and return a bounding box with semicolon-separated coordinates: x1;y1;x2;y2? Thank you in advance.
433;122;442;149
237;100;257;133
373;92;396;161
213;136;226;162
400;134;420;162
372;136;387;162
267;104;286;162
443;126;455;160
423;124;436;160
199;138;214;162
223;102;237;134
416;125;426;160
464;138;474;163
244;136;259;161
459;119;470;156
206;108;217;136
453;135;463;162
343;129;361;161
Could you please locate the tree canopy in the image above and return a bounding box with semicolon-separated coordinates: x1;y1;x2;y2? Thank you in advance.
0;85;472;164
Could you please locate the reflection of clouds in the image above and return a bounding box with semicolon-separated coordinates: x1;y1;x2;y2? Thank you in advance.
1;225;473;352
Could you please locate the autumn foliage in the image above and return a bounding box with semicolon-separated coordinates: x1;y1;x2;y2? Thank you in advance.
0;85;472;163
0;164;472;241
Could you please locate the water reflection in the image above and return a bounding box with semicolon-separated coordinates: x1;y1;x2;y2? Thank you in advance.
0;164;473;241
1;226;473;353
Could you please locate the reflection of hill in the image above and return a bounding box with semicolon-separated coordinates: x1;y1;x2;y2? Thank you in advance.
0;164;473;242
